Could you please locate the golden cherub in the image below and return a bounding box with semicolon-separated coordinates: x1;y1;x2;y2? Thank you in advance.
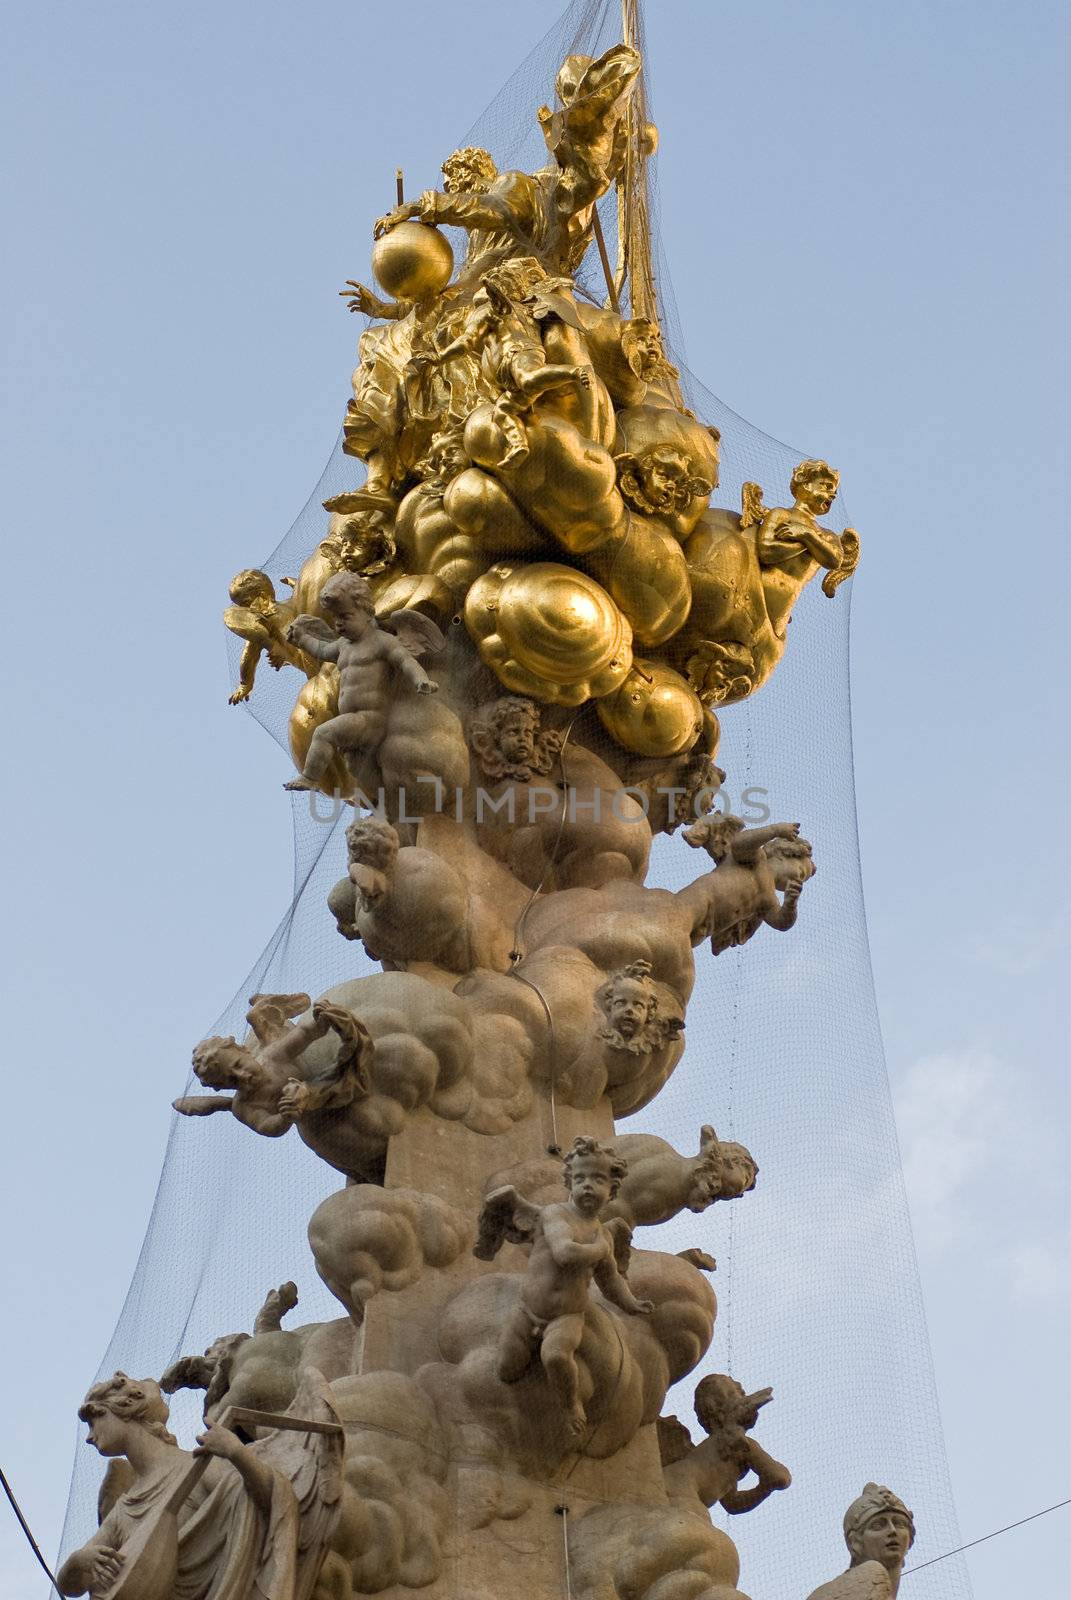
223;568;309;705
742;458;860;602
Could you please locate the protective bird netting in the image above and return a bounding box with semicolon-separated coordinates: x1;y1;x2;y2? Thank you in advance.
57;3;972;1596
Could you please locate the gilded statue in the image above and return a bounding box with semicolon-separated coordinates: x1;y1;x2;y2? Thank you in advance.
680;459;859;707
806;1484;916;1600
223;569;310;705
474;1135;653;1438
374;46;641;278
659;1375;791;1519
56;1370;343;1600
411;263;592;469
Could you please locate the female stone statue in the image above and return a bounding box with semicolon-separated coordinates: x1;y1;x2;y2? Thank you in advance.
56;1369;342;1600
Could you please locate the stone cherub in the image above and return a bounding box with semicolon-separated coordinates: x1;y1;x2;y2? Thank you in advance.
56;1368;343;1600
282;570;443;793
659;1374;791;1520
474;1135;653;1438
174;991;372;1137
605;1125;757;1230
327;815;516;974
160;1280;299;1419
469;693;563;783
682;812;815;954
806;1483;916;1600
595;958;684;1057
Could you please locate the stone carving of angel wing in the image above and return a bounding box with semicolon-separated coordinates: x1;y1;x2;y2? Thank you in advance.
604;1215;634;1277
244;1367;345;1600
822;527;861;597
291;615;340;645
473;1185;542;1261
383;608;447;660
246;992;312;1044
806;1563;894;1600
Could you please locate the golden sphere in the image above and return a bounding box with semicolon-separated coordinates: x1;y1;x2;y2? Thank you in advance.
465;562;632;706
596;658;705;757
371;222;454;301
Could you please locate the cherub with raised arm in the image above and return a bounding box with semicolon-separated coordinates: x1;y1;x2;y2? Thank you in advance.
223;568;310;705
174;991;372;1136
659;1374;791;1520
680;811;815;955
474;1135;652;1438
743;458;860;610
410;258;590;468
281;570;443;792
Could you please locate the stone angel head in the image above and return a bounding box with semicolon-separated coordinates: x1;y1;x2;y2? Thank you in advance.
469;696;563;784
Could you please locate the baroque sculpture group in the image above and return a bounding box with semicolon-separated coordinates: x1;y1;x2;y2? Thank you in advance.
57;32;915;1600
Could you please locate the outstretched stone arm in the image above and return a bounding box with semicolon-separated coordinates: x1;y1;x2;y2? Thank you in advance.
593;1252;653;1316
285;619;341;662
174;1093;234;1117
721;1439;792;1514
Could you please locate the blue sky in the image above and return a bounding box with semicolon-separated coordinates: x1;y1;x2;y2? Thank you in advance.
2;2;1068;1596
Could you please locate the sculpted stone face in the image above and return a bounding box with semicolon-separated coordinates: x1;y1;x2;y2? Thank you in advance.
607;979;654;1041
496;709;537;769
852;1511;913;1570
81;1403;127;1458
192;1037;249;1091
323;591;374;637
567;1153;616;1217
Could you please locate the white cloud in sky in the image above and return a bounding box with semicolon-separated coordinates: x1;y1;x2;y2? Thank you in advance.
892;1048;1067;1300
965;909;1070;977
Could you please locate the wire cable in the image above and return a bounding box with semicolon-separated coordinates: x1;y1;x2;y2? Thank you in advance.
903;1494;1071;1576
1;1463;62;1595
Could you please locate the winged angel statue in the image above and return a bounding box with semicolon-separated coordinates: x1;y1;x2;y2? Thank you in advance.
474;1135;652;1438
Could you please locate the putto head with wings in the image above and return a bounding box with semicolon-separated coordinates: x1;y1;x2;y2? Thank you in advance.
474;1135;632;1262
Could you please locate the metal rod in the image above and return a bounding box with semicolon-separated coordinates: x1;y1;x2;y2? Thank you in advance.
395;168;405;205
591;209;619;312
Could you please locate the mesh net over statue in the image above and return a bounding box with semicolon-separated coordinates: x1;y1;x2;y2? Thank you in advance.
56;5;971;1599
